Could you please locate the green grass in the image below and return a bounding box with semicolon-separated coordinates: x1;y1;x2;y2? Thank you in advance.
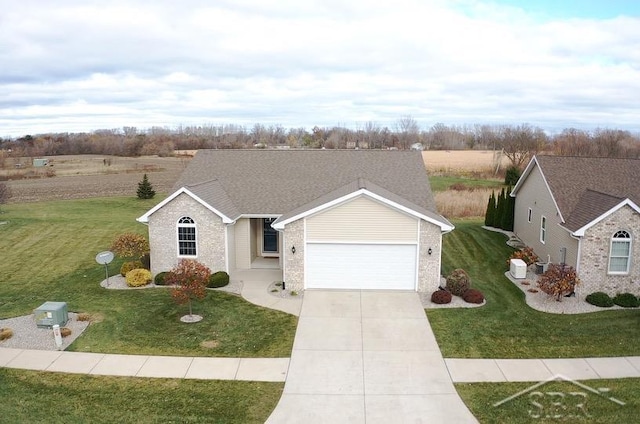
0;368;281;423
0;198;297;357
429;175;504;192
455;378;640;424
427;219;640;358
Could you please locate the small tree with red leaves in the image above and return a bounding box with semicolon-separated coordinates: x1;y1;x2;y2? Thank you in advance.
166;259;211;318
537;263;580;301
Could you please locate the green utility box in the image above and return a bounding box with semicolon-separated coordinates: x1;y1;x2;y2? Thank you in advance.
35;301;68;328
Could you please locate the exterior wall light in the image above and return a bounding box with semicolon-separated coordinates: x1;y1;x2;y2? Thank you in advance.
291;246;296;254
428;247;433;255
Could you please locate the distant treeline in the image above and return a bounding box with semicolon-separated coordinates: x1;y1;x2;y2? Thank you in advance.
1;122;639;163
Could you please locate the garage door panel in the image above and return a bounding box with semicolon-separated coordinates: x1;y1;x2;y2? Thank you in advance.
306;244;416;290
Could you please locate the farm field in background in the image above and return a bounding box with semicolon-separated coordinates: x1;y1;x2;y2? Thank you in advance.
1;150;505;218
422;149;509;175
1;155;188;202
424;150;508;219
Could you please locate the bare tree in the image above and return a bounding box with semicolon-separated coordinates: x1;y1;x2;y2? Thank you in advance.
499;124;548;168
395;116;420;149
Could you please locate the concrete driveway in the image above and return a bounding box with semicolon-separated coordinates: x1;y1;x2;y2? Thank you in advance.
266;290;477;423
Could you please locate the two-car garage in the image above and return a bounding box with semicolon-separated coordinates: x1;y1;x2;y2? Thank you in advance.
305;243;417;290
302;195;419;291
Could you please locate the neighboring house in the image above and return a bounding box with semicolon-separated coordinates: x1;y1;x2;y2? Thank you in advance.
511;155;640;296
138;150;453;292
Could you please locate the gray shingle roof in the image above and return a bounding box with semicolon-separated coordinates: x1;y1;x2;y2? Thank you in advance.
172;149;443;222
535;155;640;231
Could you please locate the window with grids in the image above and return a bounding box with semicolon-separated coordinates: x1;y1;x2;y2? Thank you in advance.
178;216;197;256
609;230;631;274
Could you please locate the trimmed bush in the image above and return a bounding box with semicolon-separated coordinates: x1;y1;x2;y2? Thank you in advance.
0;327;13;341
508;246;539;267
207;271;230;288
431;289;452;304
120;260;143;277
462;288;485;304
537;264;580;301
613;293;640;308
585;292;614;308
60;327;72;337
125;268;152;287
154;271;172;286
446;269;471;297
76;313;91;322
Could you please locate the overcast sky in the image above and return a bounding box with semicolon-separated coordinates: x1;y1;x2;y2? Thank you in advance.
1;0;639;137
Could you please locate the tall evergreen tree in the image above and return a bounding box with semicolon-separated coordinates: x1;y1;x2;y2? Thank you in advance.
485;191;496;226
495;188;505;228
137;174;156;199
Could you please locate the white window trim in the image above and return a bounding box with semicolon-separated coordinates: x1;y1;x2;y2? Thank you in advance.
608;230;631;275
540;216;546;244
177;217;197;257
527;208;532;223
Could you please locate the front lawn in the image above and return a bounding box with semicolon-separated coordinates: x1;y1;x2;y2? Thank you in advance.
455;378;640;424
428;220;640;358
0;368;281;424
0;197;297;357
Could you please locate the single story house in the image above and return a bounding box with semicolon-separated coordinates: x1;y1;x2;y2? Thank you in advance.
511;155;640;295
138;150;453;292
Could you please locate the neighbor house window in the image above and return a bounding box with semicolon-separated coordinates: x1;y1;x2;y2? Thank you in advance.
540;216;546;243
609;230;631;274
177;216;197;256
528;208;532;223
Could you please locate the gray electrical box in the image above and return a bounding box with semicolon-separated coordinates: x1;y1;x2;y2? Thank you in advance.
35;302;68;328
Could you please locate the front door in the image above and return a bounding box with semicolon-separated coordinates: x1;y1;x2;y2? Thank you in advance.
262;218;279;255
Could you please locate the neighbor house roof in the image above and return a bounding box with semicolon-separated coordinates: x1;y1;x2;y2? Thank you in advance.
512;155;640;233
141;149;449;228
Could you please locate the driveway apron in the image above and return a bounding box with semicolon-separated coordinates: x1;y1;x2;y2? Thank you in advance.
266;290;477;423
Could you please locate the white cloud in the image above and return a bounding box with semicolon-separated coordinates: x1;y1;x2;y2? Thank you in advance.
0;0;639;137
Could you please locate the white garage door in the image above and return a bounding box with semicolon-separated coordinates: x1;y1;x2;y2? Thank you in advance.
305;243;417;290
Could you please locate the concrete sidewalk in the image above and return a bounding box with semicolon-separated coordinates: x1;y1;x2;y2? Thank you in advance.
0;348;288;382
266;290;478;424
446;356;640;382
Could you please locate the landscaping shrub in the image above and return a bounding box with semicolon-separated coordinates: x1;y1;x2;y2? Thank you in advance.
585;291;614;308
154;271;172;286
508;246;539;267
462;288;485;304
125;268;152;287
76;313;91;322
0;327;13;341
207;271;230;288
60;327;72;337
537;264;580;301
445;268;471;296
613;293;640;308
120;260;143;277
431;289;452;304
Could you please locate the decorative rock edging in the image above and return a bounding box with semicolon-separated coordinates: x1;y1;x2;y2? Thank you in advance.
100;275;243;295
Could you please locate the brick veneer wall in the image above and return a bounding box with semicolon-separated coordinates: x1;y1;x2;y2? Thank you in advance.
418;220;444;292
578;205;640;296
283;219;304;292
147;193;227;275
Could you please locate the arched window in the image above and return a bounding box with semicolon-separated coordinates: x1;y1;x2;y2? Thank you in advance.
177;216;197;256
608;230;631;274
